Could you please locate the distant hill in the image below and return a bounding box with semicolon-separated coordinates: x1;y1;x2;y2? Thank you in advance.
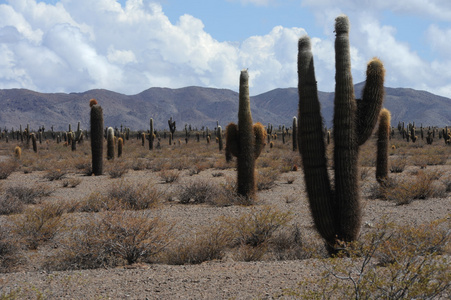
0;83;449;132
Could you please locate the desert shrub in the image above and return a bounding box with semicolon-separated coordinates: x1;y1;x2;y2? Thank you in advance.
62;178;82;188
4;185;53;205
106;161;129;178
108;180;162;210
384;170;447;205
178;180;216;204
12;202;65;249
70;192;117;213
0;193;24;215
48;211;173;270
256;168;279;190
269;224;312;260
292;219;451;299
163;226;231;265
0;159;18;180
159;169;180;183
224;207;292;261
360;167;371;181
389;156;407;173
0;223;22;272
43;168;67;181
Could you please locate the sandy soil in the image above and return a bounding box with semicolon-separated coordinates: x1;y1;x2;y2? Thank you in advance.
0;151;450;299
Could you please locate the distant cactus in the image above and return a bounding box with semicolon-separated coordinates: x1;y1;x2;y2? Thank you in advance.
297;15;385;252
376;109;391;183
225;70;267;200
141;132;145;147
31;133;37;153
149;118;154;150
168;117;176;143
292;117;297;151
107;127;115;160
217;125;223;151
90;100;104;175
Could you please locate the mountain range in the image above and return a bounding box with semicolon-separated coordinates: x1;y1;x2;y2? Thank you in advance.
0;82;449;132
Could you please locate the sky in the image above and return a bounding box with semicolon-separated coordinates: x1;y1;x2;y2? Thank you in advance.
0;0;450;98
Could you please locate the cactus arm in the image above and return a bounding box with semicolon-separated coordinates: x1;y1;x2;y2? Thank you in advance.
356;58;386;146
376;108;391;183
297;36;336;244
253;122;266;159
333;15;361;242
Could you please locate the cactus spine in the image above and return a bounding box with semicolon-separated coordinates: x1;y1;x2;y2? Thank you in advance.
90;100;104;175
225;70;267;200
376;109;391;183
297;15;385;252
107;127;115;160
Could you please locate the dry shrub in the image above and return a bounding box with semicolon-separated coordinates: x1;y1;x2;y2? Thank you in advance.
373;170;446;205
0;223;22;272
106;161;130;178
70;192;118;213
48;211;173;270
163;226;231;265
224;206;292;261
269;224;312;260
62;178;82;188
0;159;18;180
72;181;161;212
108;180;162;210
177;180;245;206
12;202;65;250
389;156;407;173
4;184;53;205
293;219;450;299
256;168;279;190
43;168;67;181
159;169;180;183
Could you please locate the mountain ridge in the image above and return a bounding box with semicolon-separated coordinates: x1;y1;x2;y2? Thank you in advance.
0;83;449;132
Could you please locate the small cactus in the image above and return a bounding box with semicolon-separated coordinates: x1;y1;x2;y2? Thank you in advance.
31;133;37;153
376;109;391;183
107;127;115;160
149;118;154;150
14;146;21;159
118;137;123;158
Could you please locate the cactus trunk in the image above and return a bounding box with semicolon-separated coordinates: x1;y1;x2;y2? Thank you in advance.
376;109;391;183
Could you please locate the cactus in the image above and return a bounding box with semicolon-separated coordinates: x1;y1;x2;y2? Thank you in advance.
90;100;104;175
217;126;223;151
14;146;21;160
31;133;37;153
149;118;154;150
292;117;297;151
71;132;77;151
107;127;115;160
376;109;391;183
168;117;176;143
297;15;385;252
118;137;123;158
141;132;145;147
225;70;267;200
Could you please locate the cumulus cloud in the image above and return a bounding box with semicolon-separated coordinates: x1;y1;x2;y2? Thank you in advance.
0;0;308;95
0;0;450;98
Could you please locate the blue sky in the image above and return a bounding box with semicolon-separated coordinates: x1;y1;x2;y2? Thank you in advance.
0;0;450;98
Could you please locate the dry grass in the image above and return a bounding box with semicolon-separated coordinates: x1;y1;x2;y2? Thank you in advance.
0;159;18;180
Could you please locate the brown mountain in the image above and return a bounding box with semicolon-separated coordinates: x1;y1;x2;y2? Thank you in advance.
0;83;449;132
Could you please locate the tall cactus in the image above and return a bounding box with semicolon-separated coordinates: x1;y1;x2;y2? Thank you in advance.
217;125;223;151
297;15;385;252
225;70;267;200
376;108;391;183
90;99;104;175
